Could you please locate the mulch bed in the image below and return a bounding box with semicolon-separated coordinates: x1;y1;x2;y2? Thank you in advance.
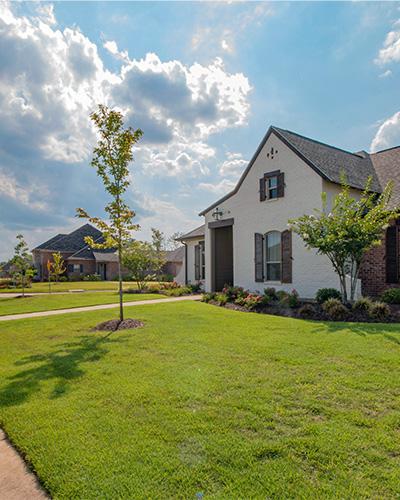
209;300;400;323
92;319;144;331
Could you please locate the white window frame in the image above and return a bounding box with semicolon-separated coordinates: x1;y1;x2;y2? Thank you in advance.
265;231;281;282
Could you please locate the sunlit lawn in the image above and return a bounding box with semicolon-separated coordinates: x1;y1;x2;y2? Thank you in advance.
0;280;145;293
0;301;399;498
0;292;163;316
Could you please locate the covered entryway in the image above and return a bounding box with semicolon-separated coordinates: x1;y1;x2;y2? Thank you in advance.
210;219;234;291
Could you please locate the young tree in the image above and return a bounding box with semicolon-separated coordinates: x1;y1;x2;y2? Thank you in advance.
151;227;166;281
51;252;66;284
289;178;399;302
122;240;158;291
11;234;35;297
77;105;143;321
167;231;184;250
47;259;53;293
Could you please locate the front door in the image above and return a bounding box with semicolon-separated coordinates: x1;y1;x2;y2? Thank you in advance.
213;226;233;291
97;263;107;280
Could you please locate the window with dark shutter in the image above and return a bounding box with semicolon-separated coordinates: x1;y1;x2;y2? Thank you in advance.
259;178;266;201
194;244;201;281
254;233;264;282
277;172;285;198
386;225;398;283
281;229;292;283
80;264;83;273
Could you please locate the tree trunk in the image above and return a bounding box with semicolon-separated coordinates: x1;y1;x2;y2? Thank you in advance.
118;254;123;322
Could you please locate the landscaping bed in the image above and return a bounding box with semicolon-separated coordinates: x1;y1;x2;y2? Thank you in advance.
203;286;400;323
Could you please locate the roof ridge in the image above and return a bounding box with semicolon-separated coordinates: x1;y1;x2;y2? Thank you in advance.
272;126;367;159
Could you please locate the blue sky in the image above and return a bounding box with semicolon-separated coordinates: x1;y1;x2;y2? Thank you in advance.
1;1;399;260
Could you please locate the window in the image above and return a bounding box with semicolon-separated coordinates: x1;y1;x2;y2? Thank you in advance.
267;175;278;199
199;241;205;280
68;264;83;273
265;231;281;281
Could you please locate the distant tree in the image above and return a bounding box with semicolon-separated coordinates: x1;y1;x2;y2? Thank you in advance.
122;240;158;291
289;178;399;302
51;252;66;284
167;231;184;250
77;104;143;322
46;259;53;293
11;234;35;297
151;227;166;281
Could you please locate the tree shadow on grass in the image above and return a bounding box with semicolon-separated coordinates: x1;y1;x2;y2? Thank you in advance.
0;332;129;408
309;321;400;346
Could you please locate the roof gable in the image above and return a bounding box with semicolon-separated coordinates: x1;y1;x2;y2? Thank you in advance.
199;126;383;216
34;224;102;253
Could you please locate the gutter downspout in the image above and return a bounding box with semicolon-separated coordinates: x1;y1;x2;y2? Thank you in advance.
183;243;188;285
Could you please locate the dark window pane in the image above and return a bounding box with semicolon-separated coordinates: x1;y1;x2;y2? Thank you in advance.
267;263;281;281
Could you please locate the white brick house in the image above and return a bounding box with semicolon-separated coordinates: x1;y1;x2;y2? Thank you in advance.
178;126;400;298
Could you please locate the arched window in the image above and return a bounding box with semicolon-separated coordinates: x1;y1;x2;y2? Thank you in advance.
265;231;281;281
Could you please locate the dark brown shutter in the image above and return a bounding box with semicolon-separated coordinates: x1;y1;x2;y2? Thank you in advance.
259;178;266;202
277;172;285;198
281;230;292;283
386;226;398;283
255;233;264;282
194;245;200;281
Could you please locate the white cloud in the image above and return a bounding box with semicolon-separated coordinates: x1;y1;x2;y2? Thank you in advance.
103;39;129;63
379;69;392;78
198;178;235;195
370;111;400;151
0;170;48;211
36;3;56;25
219;152;248;179
375;19;400;64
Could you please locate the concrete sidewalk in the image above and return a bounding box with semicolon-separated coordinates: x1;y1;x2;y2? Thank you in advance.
0;430;48;499
0;295;202;322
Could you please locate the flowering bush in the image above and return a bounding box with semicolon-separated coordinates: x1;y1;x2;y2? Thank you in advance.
222;285;247;302
243;293;263;310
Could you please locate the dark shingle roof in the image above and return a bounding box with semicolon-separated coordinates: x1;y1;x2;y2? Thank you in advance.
68;236;116;260
370;146;400;209
34;233;66;250
165;247;185;263
34;224;102;253
272;127;382;192
177;225;205;241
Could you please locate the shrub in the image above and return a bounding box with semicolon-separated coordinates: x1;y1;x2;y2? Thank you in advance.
352;297;373;312
322;298;349;321
202;292;216;303
316;288;342;304
381;288;400;304
160;281;179;290
222;285;246;302
161;286;191;297
276;290;290;305
124;288;145;294
0;279;13;289
288;289;300;308
234;296;247;306
59;276;68;282
187;282;202;294
243;293;263;310
215;293;228;306
83;273;101;282
368;301;390;320
264;287;278;301
68;275;83;282
298;303;316;319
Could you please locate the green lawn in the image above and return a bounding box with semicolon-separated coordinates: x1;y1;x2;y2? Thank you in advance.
0;302;399;498
0;292;163;316
0;280;143;293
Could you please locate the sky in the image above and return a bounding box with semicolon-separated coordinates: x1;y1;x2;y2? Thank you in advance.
0;0;400;260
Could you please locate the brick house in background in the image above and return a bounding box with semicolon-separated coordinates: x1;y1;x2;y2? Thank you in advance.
32;224;121;281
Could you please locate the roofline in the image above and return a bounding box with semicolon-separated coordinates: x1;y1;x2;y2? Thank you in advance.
176;224;205;241
199;126;333;216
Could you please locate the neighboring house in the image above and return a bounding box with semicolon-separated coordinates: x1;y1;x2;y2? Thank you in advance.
32;224;120;281
163;247;185;282
179;126;400;298
0;261;14;279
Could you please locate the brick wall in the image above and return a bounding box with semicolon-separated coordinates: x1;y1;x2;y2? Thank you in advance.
359;222;400;297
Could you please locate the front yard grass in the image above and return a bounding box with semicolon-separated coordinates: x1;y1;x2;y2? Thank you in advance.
0;280;142;293
0;302;399;498
0;292;163;316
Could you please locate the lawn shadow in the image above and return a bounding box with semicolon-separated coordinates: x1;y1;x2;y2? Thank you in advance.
0;332;129;407
309;320;400;346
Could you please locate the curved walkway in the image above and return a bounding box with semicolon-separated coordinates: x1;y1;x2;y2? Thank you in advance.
0;295;202;322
